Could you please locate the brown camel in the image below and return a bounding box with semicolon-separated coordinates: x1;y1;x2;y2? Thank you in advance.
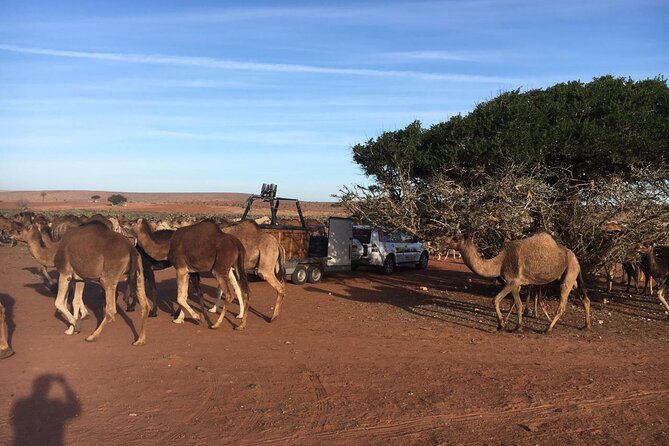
444;232;591;333
168;220;250;330
0;301;13;359
129;218;203;317
210;220;286;321
53;221;150;345
50;214;114;240
637;244;669;316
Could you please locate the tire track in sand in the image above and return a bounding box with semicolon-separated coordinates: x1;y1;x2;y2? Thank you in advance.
242;389;669;445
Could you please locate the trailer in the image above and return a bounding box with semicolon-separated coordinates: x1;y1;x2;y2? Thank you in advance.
241;184;352;284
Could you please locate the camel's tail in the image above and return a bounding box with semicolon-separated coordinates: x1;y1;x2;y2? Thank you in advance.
235;243;251;303
275;245;286;284
126;248;141;309
577;270;589;300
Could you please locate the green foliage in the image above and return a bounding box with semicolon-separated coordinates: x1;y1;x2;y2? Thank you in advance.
91;195;101;202
353;76;669;185
107;194;128;206
344;76;669;274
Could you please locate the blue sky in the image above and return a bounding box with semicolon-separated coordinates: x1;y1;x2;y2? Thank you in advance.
0;1;667;200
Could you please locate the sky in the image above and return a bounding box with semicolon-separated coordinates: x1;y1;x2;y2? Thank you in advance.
0;1;667;201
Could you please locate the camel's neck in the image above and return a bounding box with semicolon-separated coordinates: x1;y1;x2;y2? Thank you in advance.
458;241;504;279
26;228;58;267
136;221;170;261
645;247;668;277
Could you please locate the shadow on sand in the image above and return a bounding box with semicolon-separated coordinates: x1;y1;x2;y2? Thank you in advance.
11;374;81;446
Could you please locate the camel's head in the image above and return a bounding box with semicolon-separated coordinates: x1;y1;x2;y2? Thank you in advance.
441;234;467;249
14;222;34;242
636;242;654;254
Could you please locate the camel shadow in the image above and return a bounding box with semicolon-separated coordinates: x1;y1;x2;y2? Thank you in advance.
11;374;82;446
315;266;591;334
307;268;505;333
22;267;57;298
152;277;249;327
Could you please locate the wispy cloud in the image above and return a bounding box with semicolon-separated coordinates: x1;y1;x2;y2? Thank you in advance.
0;44;514;83
384;50;509;63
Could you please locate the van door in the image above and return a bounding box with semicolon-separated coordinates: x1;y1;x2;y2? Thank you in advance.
327;217;353;270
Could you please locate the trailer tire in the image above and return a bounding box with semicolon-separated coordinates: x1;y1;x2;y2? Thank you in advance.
291;265;308;285
307;265;323;283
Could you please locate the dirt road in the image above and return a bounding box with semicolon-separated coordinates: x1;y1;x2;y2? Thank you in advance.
1;245;668;445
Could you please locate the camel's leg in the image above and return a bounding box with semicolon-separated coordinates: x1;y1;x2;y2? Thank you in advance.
54;275;79;335
540;294;553;322
144;267;158;317
173;271;200;324
511;286;524;332
208;288;223;313
259;266;285;322
40;265;57;294
605;265;613;293
655;282;669;317
70;281;86;333
133;264;150;346
227;269;244;319
492;283;515;331
226;271;247;330
581;289;592;330
649;277;654;295
210;284;231;330
86;282;118;342
0;302;12;358
545;281;572;334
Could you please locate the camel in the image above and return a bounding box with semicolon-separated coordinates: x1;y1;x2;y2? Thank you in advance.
0;215;20;245
53;221;150;345
209;220;286;321
637;244;669;316
444;232;591;333
0;301;13;359
50;214;114;240
129;218;204;317
16;224;62;294
168;220;250;330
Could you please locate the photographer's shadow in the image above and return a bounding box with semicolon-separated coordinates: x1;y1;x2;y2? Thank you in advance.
11;374;81;446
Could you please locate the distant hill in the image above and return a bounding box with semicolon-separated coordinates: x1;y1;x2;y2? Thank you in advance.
0;190;251;205
0;190;347;218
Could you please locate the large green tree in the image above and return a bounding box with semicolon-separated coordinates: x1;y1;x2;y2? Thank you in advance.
353;76;669;186
344;76;669;272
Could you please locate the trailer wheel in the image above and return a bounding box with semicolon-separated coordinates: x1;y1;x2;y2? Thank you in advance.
307;265;323;283
291;265;308;285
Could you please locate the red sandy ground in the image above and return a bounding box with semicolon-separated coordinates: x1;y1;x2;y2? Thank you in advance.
1;243;669;445
0;192;667;444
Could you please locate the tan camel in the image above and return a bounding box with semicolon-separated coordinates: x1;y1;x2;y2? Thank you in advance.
168;220;250;330
15;224;89;319
444;232;591;333
129;218;204;317
637;244;669;316
209;220;286;321
53;221;150;345
0;301;13;359
16;224;61;294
